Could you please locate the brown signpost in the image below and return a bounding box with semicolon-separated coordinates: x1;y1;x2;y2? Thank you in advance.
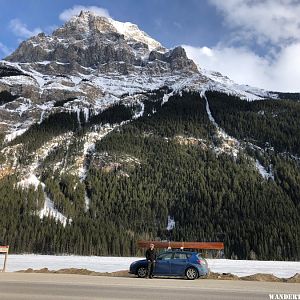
0;246;9;272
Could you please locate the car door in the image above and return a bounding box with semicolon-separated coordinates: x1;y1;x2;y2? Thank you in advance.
154;252;173;275
170;252;188;275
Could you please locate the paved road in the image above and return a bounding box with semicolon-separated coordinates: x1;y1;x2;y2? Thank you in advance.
0;273;299;300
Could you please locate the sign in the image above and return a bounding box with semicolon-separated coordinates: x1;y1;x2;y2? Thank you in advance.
0;245;9;272
0;246;9;253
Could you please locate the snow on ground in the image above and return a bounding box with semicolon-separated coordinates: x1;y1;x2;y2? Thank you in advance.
206;259;299;278
3;255;299;278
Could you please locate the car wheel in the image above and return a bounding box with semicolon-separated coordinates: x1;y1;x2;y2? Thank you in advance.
137;267;147;278
185;267;198;280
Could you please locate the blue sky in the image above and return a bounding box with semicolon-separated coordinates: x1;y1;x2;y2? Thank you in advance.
1;0;300;91
0;0;226;51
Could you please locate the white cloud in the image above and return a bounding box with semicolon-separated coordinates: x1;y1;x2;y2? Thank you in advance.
59;5;110;22
186;0;300;92
183;43;300;92
0;42;12;57
9;19;42;39
209;0;300;45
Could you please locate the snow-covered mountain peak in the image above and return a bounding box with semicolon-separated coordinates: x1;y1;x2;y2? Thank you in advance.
57;10;116;36
65;10;162;51
5;10;195;76
109;19;162;51
0;11;283;142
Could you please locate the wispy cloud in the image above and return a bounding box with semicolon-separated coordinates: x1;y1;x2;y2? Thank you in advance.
9;19;42;39
183;43;300;92
208;0;300;46
59;5;110;22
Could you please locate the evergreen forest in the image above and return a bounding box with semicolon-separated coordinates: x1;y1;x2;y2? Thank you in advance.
0;91;299;260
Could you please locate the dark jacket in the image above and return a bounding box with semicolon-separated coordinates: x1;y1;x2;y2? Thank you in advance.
145;248;157;262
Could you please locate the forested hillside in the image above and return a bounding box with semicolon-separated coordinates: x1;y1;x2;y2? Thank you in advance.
0;91;299;260
206;91;300;155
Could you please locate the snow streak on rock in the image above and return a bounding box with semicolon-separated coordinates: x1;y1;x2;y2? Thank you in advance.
77;124;117;181
203;91;240;157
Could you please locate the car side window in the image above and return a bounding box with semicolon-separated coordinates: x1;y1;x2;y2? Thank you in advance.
158;253;173;260
173;253;187;260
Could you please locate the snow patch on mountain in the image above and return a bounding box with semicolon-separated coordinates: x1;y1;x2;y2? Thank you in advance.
18;174;41;189
201;69;276;101
161;91;174;106
77;124;117;180
39;194;69;227
167;216;175;231
18;173;69;226
203;92;240;157
109;19;162;51
4;128;28;143
84;192;90;212
255;160;274;180
132;102;145;119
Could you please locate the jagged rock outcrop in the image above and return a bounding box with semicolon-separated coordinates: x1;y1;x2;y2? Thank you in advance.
6;11;197;76
0;10;273;139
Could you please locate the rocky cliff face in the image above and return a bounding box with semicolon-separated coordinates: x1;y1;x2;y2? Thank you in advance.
5;11;197;76
0;11;274;140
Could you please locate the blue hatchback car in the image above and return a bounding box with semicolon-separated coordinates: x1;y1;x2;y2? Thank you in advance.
129;250;209;280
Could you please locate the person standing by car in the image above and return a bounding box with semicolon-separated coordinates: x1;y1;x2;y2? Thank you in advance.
146;243;156;278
